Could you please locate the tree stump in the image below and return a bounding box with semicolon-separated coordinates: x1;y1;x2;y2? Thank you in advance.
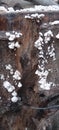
0;7;59;130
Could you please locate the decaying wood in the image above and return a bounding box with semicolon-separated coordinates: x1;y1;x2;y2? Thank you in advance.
0;11;59;130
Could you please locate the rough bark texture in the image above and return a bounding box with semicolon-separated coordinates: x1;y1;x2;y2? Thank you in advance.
0;11;59;130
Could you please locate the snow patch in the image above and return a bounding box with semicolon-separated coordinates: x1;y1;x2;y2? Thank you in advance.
25;13;45;19
18;82;22;88
34;31;56;90
19;5;59;13
8;7;15;12
8;41;20;49
15;32;22;38
3;81;15;92
13;70;21;80
6;31;22;41
15;41;20;48
44;30;53;44
12;91;17;96
6;31;22;49
8;34;15;41
8;41;15;49
50;20;59;25
47;44;56;61
0;97;1;100
0;74;5;80
56;33;59;39
0;5;59;14
34;33;43;50
5;64;12;70
2;64;22;103
35;69;52;90
0;6;7;13
11;96;18;103
5;32;10;36
5;64;13;74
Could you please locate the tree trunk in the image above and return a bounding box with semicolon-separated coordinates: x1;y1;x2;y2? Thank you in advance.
0;9;59;130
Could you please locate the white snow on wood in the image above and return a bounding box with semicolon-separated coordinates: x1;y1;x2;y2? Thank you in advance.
5;64;13;74
19;5;59;13
3;81;15;92
6;31;22;41
8;34;15;41
6;31;22;49
5;64;12;70
8;41;15;49
44;30;53;44
18;82;22;88
25;13;45;19
34;31;56;90
13;70;21;80
15;41;20;48
15;32;22;38
0;6;7;13
5;32;10;36
0;5;59;14
47;44;56;61
11;96;18;103
35;69;52;90
8;41;20;49
56;33;59;39
49;20;59;25
12;91;17;96
0;97;1;100
34;33;43;50
8;7;15;12
2;64;22;102
0;74;5;80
